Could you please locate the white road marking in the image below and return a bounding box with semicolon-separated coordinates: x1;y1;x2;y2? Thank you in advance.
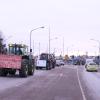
60;73;63;77
65;66;77;69
77;67;87;100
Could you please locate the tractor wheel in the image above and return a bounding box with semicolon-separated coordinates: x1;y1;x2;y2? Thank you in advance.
28;64;35;75
52;63;55;68
0;69;8;76
19;59;28;77
46;66;49;70
49;63;52;70
36;67;39;70
9;69;16;75
46;62;50;70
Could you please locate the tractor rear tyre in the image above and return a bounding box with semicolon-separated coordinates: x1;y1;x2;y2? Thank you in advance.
19;59;28;77
46;63;50;70
0;69;8;76
9;69;16;75
28;64;35;75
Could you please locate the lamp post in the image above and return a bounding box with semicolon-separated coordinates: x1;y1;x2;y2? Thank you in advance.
67;47;68;56
63;37;64;57
48;26;58;54
49;26;50;54
30;26;44;53
49;37;58;54
39;42;40;56
90;39;100;56
90;39;100;66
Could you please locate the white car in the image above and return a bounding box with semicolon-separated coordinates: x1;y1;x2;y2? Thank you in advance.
56;60;64;66
60;60;65;65
85;62;98;72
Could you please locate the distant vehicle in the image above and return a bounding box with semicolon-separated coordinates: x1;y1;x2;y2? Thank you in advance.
56;59;64;66
85;62;98;72
56;60;61;66
36;53;56;70
73;59;80;65
72;56;86;65
60;60;65;66
93;56;100;65
67;59;73;65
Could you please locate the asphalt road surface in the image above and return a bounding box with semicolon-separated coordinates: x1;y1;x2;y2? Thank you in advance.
0;65;100;100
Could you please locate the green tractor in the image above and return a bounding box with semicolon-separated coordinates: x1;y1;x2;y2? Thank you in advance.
0;43;35;77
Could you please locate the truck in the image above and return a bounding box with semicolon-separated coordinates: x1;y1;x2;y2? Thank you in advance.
36;53;56;70
0;43;35;77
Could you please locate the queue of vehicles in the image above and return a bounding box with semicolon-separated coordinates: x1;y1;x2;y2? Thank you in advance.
35;54;100;72
0;32;65;78
0;41;65;78
35;53;65;70
66;56;100;72
0;40;99;78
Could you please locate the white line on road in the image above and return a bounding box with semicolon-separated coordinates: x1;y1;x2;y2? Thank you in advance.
65;66;77;69
60;73;63;77
77;67;87;100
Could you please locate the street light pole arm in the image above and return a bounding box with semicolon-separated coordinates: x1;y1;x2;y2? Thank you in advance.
30;27;44;33
91;39;100;43
30;26;44;53
90;38;100;56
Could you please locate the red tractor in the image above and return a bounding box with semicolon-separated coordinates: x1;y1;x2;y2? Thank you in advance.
0;44;35;77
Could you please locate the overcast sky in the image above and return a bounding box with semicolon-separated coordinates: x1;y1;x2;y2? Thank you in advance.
0;0;100;56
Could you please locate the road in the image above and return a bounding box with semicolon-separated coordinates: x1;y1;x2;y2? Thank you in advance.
0;65;100;100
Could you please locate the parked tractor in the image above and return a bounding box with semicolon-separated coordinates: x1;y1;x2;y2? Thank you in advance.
0;44;35;77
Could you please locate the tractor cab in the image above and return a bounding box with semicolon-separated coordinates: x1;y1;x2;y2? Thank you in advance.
8;44;28;55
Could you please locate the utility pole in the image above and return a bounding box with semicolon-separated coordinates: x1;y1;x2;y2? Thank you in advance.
39;42;40;56
30;26;44;54
63;37;64;57
33;40;34;56
90;39;100;66
49;26;50;55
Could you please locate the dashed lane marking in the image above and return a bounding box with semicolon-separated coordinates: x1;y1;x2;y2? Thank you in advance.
65;66;77;69
77;67;87;100
60;73;63;77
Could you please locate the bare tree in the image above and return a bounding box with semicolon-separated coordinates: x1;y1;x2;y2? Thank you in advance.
0;31;6;54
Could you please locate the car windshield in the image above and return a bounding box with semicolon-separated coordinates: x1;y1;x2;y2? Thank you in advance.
89;63;97;65
40;54;48;60
9;45;27;55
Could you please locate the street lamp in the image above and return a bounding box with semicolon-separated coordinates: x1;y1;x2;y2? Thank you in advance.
30;26;44;53
90;39;100;56
49;36;58;54
48;26;58;54
39;42;40;56
63;37;64;57
49;26;50;54
90;39;100;66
